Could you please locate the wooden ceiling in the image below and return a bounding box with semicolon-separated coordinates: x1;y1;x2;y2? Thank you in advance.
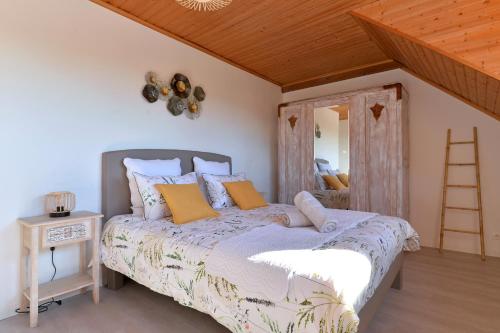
352;0;500;121
330;104;349;120
92;0;500;120
91;0;397;92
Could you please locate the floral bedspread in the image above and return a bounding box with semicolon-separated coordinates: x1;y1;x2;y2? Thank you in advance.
101;204;419;333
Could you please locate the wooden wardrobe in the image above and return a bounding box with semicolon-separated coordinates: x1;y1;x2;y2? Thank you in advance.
278;84;409;220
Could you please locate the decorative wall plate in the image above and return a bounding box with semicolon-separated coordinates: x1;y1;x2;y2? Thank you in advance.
157;81;173;101
186;97;201;120
145;71;159;85
170;73;191;98
167;96;188;116
142;84;159;103
193;86;206;101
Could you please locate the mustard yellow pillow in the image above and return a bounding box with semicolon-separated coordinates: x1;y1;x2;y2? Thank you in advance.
155;183;219;224
337;173;349;187
223;181;268;210
323;175;347;190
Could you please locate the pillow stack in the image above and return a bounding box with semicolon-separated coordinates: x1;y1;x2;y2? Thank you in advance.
123;157;181;216
123;156;268;225
322;172;349;190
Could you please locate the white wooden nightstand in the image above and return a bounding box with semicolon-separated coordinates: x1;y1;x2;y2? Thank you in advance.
18;211;103;328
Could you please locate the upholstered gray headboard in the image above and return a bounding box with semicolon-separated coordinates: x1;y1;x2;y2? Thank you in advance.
102;149;231;221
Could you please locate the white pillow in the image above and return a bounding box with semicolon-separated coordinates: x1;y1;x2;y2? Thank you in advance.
123;158;182;216
193;156;230;199
134;172;197;221
203;173;246;209
193;156;230;175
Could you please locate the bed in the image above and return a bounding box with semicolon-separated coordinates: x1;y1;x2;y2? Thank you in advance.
101;149;420;333
312;158;350;209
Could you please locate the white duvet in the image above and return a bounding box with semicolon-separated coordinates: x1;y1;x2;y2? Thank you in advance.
101;204;420;333
205;208;378;303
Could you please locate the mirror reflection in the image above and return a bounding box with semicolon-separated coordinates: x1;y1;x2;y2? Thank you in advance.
312;104;350;209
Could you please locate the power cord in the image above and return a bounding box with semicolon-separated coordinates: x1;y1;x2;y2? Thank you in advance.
15;247;62;314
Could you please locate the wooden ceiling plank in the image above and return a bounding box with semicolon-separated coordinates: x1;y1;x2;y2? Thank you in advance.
208;14;363;59
391;1;496;38
190;3;343;50
495;78;500;115
402;67;500;121
476;69;489;108
433;46;461;95
226;23;371;62
453;62;472;102
397;35;429;80
265;44;389;84
485;75;499;112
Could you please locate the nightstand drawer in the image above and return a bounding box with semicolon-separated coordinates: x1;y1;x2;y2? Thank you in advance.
41;220;92;248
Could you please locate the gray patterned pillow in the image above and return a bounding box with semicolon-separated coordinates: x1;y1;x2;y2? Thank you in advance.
314;163;327;190
134;172;197;221
203;173;246;209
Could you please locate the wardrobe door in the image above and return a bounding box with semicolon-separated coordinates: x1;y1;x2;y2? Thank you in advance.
349;86;408;219
278;103;314;204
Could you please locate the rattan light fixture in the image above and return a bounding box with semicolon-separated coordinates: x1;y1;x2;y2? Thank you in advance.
45;191;76;217
176;0;232;11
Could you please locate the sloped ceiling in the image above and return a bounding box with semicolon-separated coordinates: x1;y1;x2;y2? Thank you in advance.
92;0;500;120
91;0;398;91
351;0;500;121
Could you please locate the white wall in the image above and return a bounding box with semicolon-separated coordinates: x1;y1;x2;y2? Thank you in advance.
284;69;500;258
0;0;281;320
314;107;340;168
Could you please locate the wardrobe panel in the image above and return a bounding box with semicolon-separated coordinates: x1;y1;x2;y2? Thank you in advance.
349;85;408;219
278;103;314;204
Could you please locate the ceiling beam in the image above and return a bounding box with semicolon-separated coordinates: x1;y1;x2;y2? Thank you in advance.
281;60;399;93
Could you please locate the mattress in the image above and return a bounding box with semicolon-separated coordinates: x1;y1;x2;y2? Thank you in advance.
101;204;419;333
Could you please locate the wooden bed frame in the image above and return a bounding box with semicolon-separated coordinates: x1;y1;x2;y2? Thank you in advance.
101;149;404;333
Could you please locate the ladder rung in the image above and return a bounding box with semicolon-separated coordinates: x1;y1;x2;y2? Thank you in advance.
447;184;477;188
449;141;474;145
445;206;479;211
447;163;476;166
443;228;480;235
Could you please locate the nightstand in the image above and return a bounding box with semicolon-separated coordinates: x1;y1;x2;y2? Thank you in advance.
18;211;103;328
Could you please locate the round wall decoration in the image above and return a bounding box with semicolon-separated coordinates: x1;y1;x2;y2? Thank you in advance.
141;71;206;119
167;96;188;116
157;81;173;101
170;73;191;98
142;84;159;103
193;86;206;102
186;97;202;120
145;71;159;85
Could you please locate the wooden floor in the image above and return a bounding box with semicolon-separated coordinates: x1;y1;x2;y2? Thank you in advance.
2;247;499;333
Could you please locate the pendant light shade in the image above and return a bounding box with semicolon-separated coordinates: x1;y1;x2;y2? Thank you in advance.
176;0;232;11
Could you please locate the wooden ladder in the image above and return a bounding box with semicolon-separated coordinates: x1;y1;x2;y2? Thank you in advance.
439;127;485;260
